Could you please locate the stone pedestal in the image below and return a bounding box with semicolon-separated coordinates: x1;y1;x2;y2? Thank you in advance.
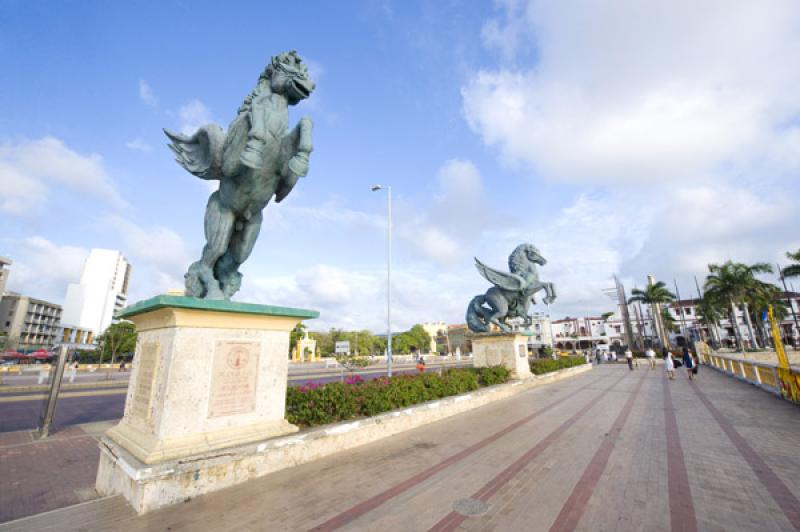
472;333;532;379
95;295;317;513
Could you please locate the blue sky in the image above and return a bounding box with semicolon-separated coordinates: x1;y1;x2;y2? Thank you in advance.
2;1;799;332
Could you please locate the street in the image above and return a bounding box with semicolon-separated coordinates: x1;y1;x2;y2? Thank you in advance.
0;360;470;433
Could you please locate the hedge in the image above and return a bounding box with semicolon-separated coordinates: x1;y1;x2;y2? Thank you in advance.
285;366;510;427
529;356;587;375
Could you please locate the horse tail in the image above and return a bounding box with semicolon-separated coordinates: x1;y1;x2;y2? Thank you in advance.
466;295;489;333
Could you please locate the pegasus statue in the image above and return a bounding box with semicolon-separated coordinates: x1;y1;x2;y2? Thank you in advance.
164;50;315;299
466;244;557;333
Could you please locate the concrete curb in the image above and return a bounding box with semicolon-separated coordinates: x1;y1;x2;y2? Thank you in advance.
96;363;593;514
0;380;129;394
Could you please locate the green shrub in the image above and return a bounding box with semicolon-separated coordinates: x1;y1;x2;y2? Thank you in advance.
529;356;587;375
286;366;505;427
475;366;510;386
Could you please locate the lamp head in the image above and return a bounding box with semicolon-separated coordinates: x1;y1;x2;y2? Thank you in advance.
371;185;383;192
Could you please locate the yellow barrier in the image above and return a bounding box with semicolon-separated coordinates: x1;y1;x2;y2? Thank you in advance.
742;363;756;381
757;366;777;387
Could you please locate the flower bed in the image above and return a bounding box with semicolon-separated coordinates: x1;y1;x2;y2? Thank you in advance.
286;367;510;427
529;356;587;375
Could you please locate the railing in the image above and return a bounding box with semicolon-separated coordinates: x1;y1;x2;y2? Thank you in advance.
701;352;800;405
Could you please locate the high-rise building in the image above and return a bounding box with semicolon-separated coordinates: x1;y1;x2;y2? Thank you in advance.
0;292;62;349
0;256;11;302
62;249;132;336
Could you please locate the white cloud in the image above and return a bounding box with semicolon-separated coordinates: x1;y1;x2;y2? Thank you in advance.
0;137;125;213
459;0;800;317
138;80;158;107
178;99;213;135
126;138;152;152
466;0;800;186
1;236;88;302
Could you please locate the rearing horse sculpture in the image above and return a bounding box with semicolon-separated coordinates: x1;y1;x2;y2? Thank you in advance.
466;244;557;333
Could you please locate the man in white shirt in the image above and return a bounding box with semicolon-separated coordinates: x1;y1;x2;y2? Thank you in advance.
645;347;656;370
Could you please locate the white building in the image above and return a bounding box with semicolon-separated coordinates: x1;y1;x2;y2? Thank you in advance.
422;321;447;353
513;312;554;350
62;249;132;336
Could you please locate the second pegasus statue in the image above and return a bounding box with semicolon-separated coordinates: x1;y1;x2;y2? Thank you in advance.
164;50;315;300
466;244;557;333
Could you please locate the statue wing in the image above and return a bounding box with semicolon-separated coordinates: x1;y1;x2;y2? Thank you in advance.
474;258;526;291
163;125;225;180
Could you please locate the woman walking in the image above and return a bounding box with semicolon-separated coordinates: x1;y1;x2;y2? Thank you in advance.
682;348;695;380
665;351;675;380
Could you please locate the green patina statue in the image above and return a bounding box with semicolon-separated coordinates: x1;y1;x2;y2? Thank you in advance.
164;50;315;299
466;244;557;333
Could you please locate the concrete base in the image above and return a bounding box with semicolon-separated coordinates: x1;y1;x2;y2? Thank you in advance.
472;333;533;379
95;295;318;512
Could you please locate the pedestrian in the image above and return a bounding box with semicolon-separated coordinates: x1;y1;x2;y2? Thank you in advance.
682;348;695;380
665;351;675;380
602;351;609;363
625;348;634;370
645;347;656;370
584;350;590;364
610;351;617;363
69;360;78;383
416;358;426;373
119;360;126;372
37;365;48;385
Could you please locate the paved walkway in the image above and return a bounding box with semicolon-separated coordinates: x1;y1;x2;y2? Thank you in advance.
2;364;799;531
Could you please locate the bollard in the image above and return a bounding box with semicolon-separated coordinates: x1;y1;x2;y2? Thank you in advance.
35;345;68;439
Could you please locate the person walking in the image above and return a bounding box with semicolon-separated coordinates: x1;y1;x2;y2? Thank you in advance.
645;347;656;370
665;351;675;380
625;349;634;370
682;348;695;380
68;360;78;383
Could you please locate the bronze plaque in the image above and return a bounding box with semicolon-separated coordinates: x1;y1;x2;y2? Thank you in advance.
130;341;159;423
208;341;260;418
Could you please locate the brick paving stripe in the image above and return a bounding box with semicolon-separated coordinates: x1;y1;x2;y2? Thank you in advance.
427;372;630;532
690;382;800;531
311;373;609;531
663;375;698;532
548;371;647;532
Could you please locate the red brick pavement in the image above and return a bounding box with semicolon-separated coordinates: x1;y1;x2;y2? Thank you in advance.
691;382;800;531
0;426;101;524
312;372;610;531
663;373;698;532
427;371;630;532
548;370;647;532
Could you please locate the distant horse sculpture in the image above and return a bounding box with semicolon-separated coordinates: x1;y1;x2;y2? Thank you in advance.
164;50;315;300
466;244;556;333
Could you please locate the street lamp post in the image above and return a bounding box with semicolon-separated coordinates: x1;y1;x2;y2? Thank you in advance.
371;184;392;377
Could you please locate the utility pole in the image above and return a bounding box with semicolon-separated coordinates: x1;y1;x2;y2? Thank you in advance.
778;263;800;349
673;279;689;343
35;344;68;439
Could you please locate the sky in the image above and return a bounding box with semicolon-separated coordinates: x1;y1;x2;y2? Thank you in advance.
1;0;799;333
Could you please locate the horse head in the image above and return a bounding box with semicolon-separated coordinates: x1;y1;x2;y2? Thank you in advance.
262;50;315;105
509;243;546;273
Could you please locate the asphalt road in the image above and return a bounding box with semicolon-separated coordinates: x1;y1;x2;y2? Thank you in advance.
0;361;471;433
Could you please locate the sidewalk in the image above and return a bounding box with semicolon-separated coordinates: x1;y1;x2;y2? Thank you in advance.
0;420;115;524
2;364;799;531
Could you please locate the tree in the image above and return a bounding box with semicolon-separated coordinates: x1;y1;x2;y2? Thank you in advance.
627;281;676;347
704;261;773;351
782;249;800;279
697;295;724;347
600;311;614;321
97;321;137;364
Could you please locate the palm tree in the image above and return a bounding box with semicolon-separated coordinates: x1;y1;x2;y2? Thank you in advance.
704;261;773;351
782;249;800;279
697;295;724;348
628;281;676;348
